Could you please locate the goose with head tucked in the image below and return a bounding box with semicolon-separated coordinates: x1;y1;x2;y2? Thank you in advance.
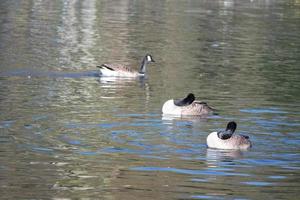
206;121;252;150
97;54;155;77
162;93;214;116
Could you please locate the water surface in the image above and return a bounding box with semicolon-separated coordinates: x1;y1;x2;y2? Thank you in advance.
0;0;300;199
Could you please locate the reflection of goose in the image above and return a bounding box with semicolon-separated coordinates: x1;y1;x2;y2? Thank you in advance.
162;93;214;116
206;148;243;161
97;54;155;77
207;121;252;150
98;76;137;84
162;114;209;123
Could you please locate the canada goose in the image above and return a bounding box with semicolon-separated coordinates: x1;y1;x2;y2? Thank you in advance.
206;121;252;150
162;93;214;116
97;54;155;77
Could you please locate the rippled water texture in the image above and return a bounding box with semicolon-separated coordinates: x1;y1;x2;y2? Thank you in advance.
0;0;300;199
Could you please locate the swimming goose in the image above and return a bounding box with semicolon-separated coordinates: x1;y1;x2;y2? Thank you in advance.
97;54;155;77
206;121;252;150
162;93;213;116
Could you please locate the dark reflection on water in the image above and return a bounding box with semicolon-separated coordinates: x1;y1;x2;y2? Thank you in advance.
1;0;300;199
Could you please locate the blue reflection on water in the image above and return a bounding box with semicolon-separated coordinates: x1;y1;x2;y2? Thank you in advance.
191;195;221;199
240;107;288;114
130;166;250;177
0;69;100;78
32;147;54;153
241;181;274;186
0;120;15;128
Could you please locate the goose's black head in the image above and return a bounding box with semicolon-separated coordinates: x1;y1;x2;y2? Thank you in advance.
186;93;195;101
225;121;237;134
145;54;155;63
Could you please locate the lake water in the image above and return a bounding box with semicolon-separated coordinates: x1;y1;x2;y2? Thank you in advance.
0;0;300;199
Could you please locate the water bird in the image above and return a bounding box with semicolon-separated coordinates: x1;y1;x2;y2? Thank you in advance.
206;121;252;150
97;54;155;77
162;93;214;116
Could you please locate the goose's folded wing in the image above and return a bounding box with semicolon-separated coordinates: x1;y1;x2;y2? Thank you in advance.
194;101;216;111
97;64;133;72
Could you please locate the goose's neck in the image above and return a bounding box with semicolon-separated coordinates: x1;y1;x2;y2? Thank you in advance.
138;57;148;74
